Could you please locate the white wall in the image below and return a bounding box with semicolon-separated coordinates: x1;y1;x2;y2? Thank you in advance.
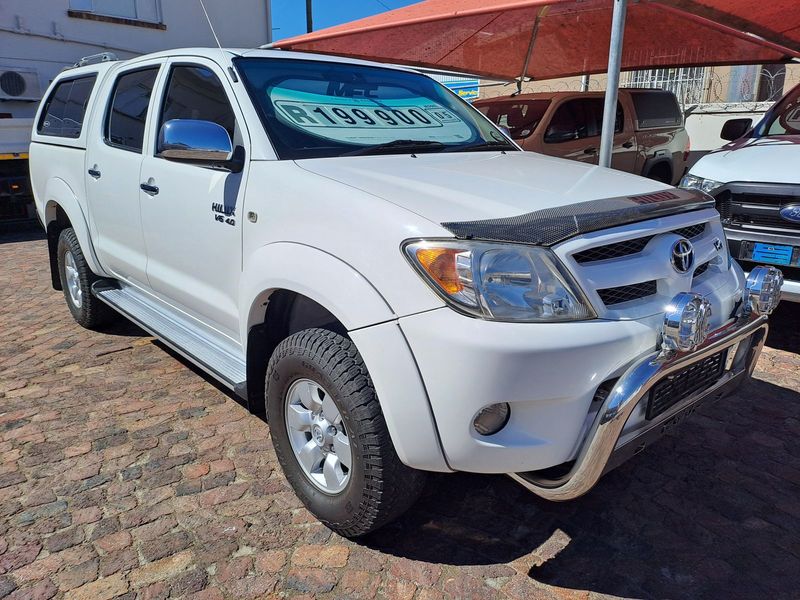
0;0;271;118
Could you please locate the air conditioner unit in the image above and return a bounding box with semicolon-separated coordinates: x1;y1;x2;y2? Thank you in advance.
0;67;42;101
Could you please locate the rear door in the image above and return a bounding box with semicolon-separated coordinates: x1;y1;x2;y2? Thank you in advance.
138;58;248;343
585;97;638;173
85;61;163;285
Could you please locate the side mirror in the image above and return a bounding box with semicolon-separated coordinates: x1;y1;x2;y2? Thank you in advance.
157;119;243;172
720;118;752;142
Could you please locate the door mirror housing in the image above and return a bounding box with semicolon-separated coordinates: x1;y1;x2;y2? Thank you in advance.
720;117;752;142
157;119;243;172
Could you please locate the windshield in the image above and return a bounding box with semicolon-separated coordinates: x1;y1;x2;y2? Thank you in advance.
475;100;550;139
234;57;516;159
755;84;800;137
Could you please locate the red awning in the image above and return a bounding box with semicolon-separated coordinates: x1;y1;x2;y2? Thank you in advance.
273;0;800;82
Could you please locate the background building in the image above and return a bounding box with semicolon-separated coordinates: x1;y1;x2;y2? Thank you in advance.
0;0;271;224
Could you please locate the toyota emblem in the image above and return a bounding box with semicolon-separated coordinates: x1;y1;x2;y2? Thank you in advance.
670;239;695;274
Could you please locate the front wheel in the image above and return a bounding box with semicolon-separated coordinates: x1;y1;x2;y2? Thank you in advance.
265;328;426;537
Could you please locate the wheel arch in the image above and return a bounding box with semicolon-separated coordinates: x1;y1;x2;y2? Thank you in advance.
642;157;673;184
240;243;449;471
43;178;106;289
240;242;396;415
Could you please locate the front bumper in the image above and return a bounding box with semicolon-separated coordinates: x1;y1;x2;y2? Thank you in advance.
725;228;800;302
510;310;768;501
398;266;744;474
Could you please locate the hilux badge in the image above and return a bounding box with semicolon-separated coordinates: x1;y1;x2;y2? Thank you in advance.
779;204;800;224
671;239;695;273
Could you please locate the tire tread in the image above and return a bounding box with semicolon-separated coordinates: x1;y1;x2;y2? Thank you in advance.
266;328;426;537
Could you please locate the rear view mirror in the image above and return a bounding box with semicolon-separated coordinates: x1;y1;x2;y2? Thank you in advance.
157;119;243;172
720;118;752;141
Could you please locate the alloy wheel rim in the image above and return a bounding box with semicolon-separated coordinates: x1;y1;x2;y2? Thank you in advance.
64;250;82;309
284;378;351;494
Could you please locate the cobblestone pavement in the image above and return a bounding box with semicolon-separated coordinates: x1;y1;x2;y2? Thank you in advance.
1;231;799;600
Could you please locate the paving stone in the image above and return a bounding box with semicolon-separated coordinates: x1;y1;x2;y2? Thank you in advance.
66;573;128;600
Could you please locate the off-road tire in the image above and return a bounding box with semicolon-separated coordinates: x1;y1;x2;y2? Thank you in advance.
57;228;116;329
265;328;426;537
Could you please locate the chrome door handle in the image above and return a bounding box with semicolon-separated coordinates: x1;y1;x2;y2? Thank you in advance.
88;168;101;179
140;183;159;195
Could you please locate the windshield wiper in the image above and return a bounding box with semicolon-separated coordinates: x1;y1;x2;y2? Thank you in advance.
450;140;517;153
342;139;446;156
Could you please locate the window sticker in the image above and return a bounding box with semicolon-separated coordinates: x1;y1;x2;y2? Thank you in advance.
268;86;474;145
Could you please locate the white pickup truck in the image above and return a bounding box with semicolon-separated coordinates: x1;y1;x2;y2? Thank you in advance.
29;48;782;537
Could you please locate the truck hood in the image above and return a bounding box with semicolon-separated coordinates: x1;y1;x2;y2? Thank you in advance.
691;135;800;185
296;151;672;224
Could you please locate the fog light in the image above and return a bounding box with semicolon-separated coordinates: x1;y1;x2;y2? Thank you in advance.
473;403;510;436
662;292;713;353
745;266;783;315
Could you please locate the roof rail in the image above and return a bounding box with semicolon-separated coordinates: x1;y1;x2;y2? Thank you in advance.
73;52;119;68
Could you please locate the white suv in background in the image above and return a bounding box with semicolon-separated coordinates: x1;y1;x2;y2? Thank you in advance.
682;83;800;301
29;48;781;537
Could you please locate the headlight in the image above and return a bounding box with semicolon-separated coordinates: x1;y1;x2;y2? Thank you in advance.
404;240;596;322
679;174;724;194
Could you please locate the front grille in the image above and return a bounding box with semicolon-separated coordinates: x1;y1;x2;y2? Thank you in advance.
673;223;706;239
647;350;727;419
716;184;800;233
732;212;800;231
693;260;710;278
572;224;706;264
573;236;653;263
597;280;657;306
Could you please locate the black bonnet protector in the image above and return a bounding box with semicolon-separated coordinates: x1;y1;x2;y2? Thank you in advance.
441;189;714;247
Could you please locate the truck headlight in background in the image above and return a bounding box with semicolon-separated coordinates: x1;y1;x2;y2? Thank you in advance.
679;174;724;194
404;240;596;322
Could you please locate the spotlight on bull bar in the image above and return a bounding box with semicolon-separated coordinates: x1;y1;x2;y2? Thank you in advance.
662;292;713;354
745;266;783;316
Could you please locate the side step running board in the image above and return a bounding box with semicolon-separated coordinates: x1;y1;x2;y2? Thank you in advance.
92;281;247;398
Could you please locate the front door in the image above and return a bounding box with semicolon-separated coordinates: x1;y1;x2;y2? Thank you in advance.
85;63;163;285
139;59;247;344
540;98;601;165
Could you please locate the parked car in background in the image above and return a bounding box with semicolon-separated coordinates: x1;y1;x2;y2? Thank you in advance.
474;89;689;184
30;49;780;537
681;83;800;301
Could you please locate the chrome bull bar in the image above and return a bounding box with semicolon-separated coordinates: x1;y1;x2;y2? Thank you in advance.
510;311;770;501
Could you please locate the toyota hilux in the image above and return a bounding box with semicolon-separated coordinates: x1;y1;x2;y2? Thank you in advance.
29;48;781;536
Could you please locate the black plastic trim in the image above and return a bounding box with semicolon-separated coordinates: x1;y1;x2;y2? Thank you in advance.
441;188;713;247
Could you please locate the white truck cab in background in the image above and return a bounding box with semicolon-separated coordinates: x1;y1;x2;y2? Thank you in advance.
29;48;782;537
682;83;800;301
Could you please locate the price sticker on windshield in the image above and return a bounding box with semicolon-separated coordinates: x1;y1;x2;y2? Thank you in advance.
269;87;473;145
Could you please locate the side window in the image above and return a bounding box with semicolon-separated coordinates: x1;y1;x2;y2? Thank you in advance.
629;91;682;129
545;99;592;143
106;68;159;152
37;75;97;138
587;99;625;135
159;65;235;142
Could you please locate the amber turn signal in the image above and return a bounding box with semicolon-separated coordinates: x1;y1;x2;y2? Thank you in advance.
414;247;463;294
